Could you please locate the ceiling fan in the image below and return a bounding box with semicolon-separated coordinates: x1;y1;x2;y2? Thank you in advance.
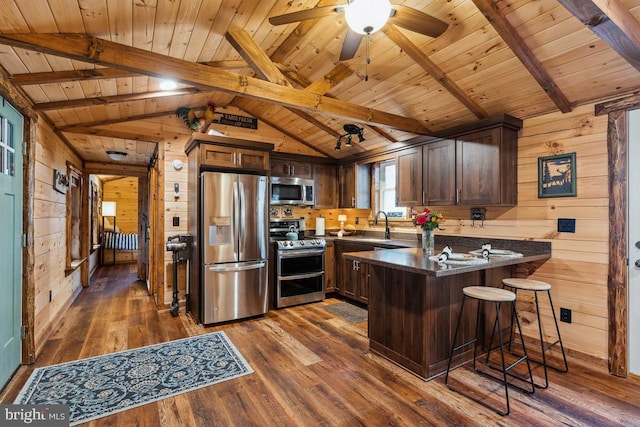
269;0;449;61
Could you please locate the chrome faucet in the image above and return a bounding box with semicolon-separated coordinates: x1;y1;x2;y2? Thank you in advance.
374;211;390;240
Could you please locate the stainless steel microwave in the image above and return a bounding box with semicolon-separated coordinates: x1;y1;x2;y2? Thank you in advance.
270;177;314;206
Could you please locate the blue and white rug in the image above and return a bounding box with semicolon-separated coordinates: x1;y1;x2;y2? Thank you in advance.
15;331;253;426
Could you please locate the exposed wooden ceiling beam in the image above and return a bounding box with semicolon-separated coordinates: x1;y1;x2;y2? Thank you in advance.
225;28;292;87
84;162;149;177
383;25;489;120
61;126;165;142
34;88;201;111
225;28;364;155
232;98;333;158
57;110;180;130
0;33;430;135
9;68;138;85
558;0;640;72
472;0;573;113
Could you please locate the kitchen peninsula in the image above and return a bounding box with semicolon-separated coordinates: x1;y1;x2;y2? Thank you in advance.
342;239;551;380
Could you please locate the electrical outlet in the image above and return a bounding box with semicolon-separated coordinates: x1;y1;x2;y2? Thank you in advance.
173;216;180;227
560;307;572;323
557;218;576;233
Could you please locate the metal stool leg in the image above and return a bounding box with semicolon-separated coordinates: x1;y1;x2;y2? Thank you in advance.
446;296;534;416
545;289;569;373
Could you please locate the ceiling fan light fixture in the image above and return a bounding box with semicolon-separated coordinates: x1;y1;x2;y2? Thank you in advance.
106;150;128;161
345;0;392;35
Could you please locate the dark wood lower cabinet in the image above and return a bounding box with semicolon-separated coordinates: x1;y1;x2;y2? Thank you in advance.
367;263;514;380
334;241;376;304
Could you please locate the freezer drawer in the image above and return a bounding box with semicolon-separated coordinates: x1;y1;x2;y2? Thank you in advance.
202;261;268;324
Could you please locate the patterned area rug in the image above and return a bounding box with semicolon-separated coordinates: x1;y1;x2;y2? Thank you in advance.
15;332;252;426
324;302;368;323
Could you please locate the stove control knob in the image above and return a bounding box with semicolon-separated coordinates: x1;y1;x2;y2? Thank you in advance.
300;240;305;245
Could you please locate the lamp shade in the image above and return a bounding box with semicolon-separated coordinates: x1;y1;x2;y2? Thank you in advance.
338;214;347;222
102;201;116;217
344;0;392;35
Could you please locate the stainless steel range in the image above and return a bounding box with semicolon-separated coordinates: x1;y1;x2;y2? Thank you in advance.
270;218;326;308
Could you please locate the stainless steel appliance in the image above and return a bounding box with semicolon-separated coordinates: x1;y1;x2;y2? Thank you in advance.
201;171;269;324
270;176;314;206
270;218;326;308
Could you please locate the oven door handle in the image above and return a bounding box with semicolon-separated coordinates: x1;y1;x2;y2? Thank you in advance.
279;271;324;280
277;249;325;257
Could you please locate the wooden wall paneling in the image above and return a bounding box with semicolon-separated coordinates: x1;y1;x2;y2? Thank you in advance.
102;177;139;234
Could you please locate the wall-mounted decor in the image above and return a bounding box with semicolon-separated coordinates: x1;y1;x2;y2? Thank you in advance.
538;152;576;198
53;169;69;194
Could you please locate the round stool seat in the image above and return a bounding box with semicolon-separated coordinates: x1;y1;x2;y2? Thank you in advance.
502;278;551;291
463;286;515;302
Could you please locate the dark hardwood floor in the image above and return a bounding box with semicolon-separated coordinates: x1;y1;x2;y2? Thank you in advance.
3;263;640;426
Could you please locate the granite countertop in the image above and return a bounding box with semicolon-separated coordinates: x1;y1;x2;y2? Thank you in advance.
342;246;551;277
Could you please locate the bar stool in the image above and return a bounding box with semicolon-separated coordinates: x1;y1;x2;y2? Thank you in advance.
445;286;535;416
502;278;569;389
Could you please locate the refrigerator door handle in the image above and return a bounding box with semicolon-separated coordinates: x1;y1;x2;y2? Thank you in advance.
238;181;246;245
207;261;266;273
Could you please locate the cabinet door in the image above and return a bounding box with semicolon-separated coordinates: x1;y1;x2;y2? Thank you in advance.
396;146;423;207
424;139;456;205
290;161;313;179
270;158;291;176
324;242;335;292
338;164;356;208
456;129;501;205
238;148;269;171
200;144;237;168
343;260;359;299
313;164;337;208
338;163;370;208
358;262;370;304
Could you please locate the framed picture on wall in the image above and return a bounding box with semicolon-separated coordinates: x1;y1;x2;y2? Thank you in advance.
538;152;577;198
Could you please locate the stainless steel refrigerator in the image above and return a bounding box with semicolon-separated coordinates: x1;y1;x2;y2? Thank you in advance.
200;171;269;324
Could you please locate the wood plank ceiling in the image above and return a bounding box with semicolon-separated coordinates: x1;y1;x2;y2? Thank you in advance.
0;0;638;165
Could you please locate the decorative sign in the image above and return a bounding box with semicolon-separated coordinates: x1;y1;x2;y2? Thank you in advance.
215;113;258;129
53;169;68;194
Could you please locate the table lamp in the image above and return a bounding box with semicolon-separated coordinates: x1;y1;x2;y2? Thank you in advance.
337;214;347;237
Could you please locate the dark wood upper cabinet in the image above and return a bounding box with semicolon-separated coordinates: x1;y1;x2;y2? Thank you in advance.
338;163;370;208
424;139;456;206
396;146;423;206
396;117;519;207
313;163;337;209
270;158;313;179
456;126;517;206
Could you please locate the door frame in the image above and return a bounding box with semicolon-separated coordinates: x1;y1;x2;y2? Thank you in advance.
0;80;38;364
596;93;640;377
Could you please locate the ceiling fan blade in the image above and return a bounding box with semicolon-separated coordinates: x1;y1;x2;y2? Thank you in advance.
339;29;363;61
389;5;448;38
269;5;343;26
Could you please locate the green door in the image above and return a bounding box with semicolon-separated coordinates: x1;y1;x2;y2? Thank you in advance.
0;96;23;389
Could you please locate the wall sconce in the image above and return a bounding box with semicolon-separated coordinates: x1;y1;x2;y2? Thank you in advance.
335;124;365;150
106;150;128;161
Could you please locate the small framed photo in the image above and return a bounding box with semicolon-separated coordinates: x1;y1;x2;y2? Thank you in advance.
538;152;576;198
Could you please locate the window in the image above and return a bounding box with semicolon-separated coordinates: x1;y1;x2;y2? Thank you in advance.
0;116;15;176
373;159;407;219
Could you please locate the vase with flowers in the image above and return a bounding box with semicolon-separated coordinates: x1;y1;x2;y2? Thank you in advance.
412;208;445;255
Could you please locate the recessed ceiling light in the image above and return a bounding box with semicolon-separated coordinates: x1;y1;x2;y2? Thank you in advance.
160;79;177;90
